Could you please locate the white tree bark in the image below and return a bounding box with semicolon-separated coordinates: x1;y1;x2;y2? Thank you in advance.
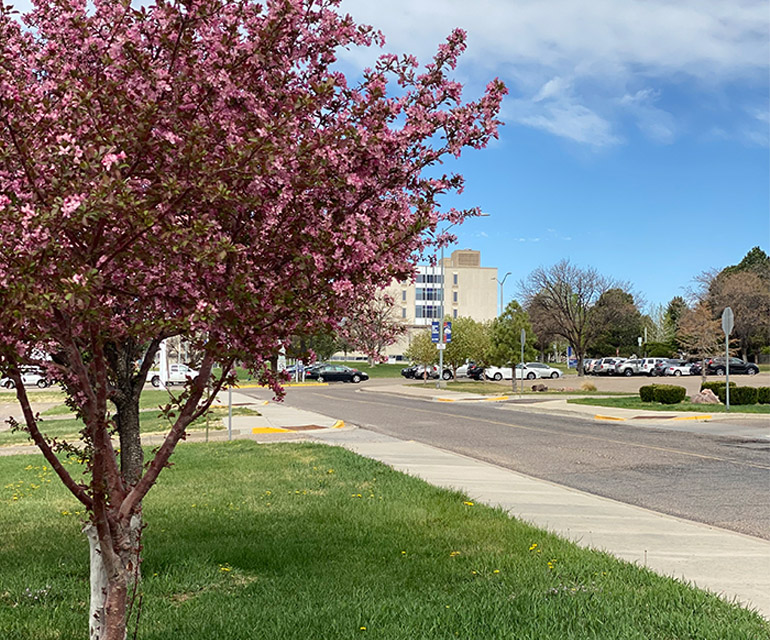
85;524;108;640
85;514;141;640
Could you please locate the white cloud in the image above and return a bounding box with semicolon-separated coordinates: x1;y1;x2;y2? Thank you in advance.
339;0;768;147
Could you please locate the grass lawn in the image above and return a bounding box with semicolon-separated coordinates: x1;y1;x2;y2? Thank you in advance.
1;442;766;640
0;405;263;447
568;396;770;413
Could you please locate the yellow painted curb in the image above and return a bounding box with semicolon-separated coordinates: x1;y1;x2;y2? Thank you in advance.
252;427;290;434
595;414;626;421
436;397;456;402
332;420;345;429
484;396;509;402
671;415;712;421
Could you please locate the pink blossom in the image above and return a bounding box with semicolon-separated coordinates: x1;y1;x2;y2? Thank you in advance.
101;151;126;170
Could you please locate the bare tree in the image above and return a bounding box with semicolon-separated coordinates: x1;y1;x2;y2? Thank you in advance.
338;294;407;365
677;301;724;383
705;271;770;360
520;260;624;375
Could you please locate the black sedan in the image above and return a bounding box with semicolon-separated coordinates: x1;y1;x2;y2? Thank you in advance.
306;364;369;383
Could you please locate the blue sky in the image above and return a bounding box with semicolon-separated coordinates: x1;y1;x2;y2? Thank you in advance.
10;0;769;312
339;0;770;311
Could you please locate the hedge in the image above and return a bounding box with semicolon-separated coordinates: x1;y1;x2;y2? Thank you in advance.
639;385;657;403
700;381;736;393
653;384;687;405
716;386;759;405
758;387;770;405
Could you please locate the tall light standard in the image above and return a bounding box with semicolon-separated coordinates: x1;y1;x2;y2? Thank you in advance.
496;271;511;316
436;213;490;388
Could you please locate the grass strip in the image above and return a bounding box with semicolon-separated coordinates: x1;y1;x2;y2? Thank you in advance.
0;407;263;447
0;442;766;639
568;396;770;413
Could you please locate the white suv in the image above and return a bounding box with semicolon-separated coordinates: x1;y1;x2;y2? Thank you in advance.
639;358;668;376
149;364;200;387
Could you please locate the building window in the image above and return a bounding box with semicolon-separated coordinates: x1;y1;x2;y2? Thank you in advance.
401;307;406;318
453;309;458;318
416;287;443;302
402;290;407;301
453;291;458;303
415;305;442;319
453;273;458;286
416;274;444;284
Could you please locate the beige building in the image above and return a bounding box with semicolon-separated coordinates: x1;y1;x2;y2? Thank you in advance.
385;249;498;359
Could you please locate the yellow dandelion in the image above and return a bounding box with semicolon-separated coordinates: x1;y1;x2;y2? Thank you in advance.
493;569;500;574
359;626;366;631
463;501;474;506
449;551;460;557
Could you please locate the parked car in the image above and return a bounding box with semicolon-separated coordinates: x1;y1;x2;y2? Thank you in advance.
585;359;600;374
149;363;199;387
400;365;418;379
593;358;620;375
663;360;693;377
694;357;760;376
305;364;369;383
639;357;668;376
0;367;50;389
616;359;643;377
484;364;542;381
467;364;486;380
524;362;563;379
650;359;675;377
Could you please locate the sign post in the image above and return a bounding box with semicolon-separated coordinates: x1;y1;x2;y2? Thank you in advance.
520;328;526;396
721;307;734;411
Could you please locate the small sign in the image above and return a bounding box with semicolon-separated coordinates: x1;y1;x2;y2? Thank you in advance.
721;307;734;336
520;328;526;344
431;321;440;343
443;321;452;343
436;343;446;350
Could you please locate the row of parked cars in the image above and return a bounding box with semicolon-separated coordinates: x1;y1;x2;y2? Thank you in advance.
401;362;563;381
584;356;760;377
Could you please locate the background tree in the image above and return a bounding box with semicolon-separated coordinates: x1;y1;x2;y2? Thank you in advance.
443;316;489;375
677;302;724;382
520;260;623;375
488;300;537;366
588;288;644;357
704;271;770;360
0;1;505;637
662;295;689;351
338;294;408;365
403;330;437;380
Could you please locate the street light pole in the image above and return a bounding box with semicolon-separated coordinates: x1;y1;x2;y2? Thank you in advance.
496;271;511;316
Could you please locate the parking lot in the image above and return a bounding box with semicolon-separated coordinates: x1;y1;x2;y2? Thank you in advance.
512;371;770;395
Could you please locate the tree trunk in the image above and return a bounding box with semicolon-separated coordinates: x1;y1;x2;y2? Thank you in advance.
86;514;141;640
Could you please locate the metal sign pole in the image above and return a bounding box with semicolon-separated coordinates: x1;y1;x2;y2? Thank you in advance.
520;328;525;397
721;307;734;412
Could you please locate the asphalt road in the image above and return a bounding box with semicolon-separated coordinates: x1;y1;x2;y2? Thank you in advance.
241;383;770;541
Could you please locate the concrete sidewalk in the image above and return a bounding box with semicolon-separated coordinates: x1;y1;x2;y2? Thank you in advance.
311;427;770;619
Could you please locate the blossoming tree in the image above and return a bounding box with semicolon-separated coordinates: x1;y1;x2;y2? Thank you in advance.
0;0;505;637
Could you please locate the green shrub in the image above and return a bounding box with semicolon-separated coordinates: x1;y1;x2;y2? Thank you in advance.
757;387;770;404
716;386;759;405
700;381;736;393
731;387;758;405
653;384;686;405
639;385;657;403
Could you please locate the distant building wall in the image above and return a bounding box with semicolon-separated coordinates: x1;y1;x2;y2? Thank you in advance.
336;249;498;360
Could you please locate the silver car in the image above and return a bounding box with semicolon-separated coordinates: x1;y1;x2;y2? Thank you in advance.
615;359;643;377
